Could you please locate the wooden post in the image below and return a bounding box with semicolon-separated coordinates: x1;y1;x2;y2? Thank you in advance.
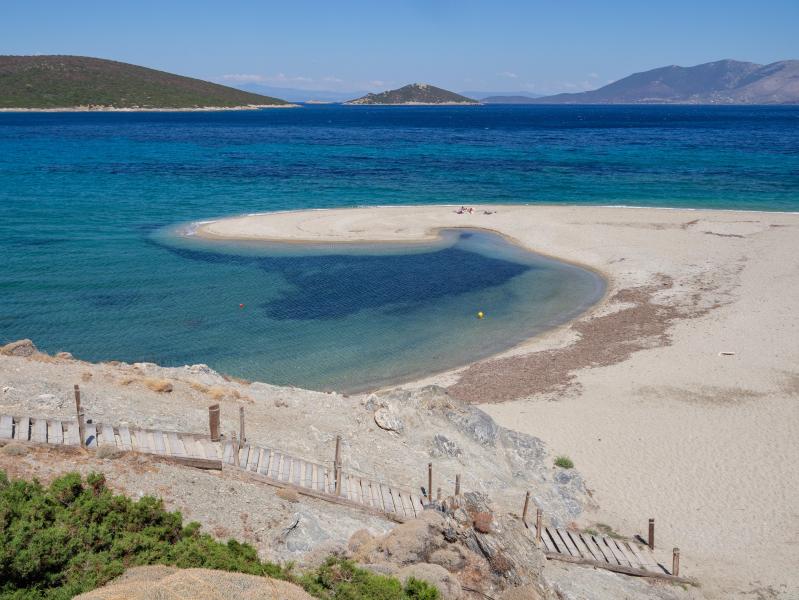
455;474;461;496
522;491;531;526
535;508;543;544
672;547;680;576
208;404;220;442
436;487;442;501
334;435;342;496
648;518;655;550
427;463;433;503
74;384;85;448
239;406;245;443
232;432;240;467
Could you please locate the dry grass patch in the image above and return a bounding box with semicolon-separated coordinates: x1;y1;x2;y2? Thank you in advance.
28;352;60;364
1;443;28;456
144;378;173;393
189;382;209;394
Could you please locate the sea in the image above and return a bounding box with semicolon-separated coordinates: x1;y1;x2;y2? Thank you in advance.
1;105;797;392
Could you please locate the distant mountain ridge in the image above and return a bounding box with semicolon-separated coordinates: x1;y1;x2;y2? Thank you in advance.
346;83;478;105
530;59;799;104
0;55;289;109
481;95;544;104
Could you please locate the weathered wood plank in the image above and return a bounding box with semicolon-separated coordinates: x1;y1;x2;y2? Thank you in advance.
65;421;80;445
249;446;261;471
602;537;630;566
269;452;282;479
222;440;234;464
48;420;64;445
152;430;166;455
14;417;30;441
293;459;303;485
541;528;559;553
573;533;600;562
409;494;420;517
31;419;48;443
359;480;371;507
135;430;153;454
238;444;250;469
555;529;580;557
280;454;294;481
544;552;693;584
157;455;223;470
304;462;313;488
380;485;394;513
100;424;115;447
627;541;655;570
583;534;611;563
0;415;12;440
166;432;185;457
614;539;641;569
200;439;218;460
118;426;133;451
259;449;273;476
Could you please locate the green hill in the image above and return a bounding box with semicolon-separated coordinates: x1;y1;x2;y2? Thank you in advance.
346;83;478;105
0;55;290;109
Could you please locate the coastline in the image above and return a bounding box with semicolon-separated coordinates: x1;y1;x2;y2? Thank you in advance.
195;204;799;598
0;104;299;112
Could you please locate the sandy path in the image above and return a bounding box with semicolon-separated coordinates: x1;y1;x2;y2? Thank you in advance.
199;205;799;599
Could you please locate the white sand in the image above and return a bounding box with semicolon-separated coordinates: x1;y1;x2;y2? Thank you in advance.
199;205;799;599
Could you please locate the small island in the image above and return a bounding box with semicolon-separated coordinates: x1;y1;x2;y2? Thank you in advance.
346;83;478;105
0;55;292;110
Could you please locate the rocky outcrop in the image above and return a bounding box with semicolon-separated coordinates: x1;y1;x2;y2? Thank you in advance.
74;566;314;600
0;339;37;357
364;385;593;527
349;493;546;599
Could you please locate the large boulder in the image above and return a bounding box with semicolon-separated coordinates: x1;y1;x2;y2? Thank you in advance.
0;339;37;357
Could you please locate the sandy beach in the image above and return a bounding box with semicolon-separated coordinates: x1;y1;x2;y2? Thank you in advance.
198;205;799;599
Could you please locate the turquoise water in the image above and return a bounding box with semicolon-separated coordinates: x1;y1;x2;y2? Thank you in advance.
1;105;797;390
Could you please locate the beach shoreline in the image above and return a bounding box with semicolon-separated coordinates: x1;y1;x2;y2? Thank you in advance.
195;204;799;598
0;104;299;112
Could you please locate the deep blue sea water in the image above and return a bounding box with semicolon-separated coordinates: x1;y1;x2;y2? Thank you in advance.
1;105;798;391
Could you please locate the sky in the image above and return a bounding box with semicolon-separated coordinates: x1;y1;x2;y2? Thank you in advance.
3;0;798;94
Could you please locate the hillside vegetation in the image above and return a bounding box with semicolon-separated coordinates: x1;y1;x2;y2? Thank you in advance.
0;55;289;109
0;470;438;600
347;83;477;105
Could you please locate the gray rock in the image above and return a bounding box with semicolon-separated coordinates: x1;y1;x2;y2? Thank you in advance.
35;393;62;409
445;406;499;447
374;407;404;433
501;429;546;474
431;434;462;458
282;512;332;553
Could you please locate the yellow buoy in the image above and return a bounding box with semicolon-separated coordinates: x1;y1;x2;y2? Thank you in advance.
477;311;484;319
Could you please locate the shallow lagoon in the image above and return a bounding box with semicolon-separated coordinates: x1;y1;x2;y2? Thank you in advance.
147;226;605;392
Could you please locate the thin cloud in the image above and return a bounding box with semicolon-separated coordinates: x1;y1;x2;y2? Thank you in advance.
498;71;518;79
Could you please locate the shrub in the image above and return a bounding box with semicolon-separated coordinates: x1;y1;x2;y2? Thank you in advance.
0;471;440;600
554;456;574;469
298;557;440;600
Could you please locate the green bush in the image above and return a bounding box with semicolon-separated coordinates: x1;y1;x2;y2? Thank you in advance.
0;471;438;600
554;455;574;469
298;558;439;600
